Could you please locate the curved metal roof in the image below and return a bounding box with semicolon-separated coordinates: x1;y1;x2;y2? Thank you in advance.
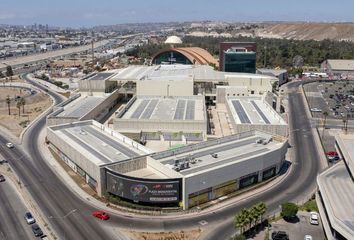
151;47;218;67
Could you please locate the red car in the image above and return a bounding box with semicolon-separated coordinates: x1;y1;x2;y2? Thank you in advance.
92;211;109;220
326;151;339;161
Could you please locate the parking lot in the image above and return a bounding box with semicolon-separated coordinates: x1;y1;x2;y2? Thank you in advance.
270;211;325;240
304;81;354;120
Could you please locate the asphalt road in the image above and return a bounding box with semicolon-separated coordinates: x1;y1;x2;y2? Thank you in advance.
0;74;121;240
196;81;323;239
0;174;38;240
0;76;324;240
0;40;110;70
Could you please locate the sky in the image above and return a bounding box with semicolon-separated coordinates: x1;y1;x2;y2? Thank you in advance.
0;0;353;27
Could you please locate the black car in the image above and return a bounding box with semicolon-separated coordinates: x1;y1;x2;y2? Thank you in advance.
0;175;5;182
31;224;43;237
272;231;289;240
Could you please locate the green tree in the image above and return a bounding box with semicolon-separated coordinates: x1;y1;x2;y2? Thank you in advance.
0;71;4;79
234;208;250;234
255;202;267;224
230;234;246;240
281;202;298;219
5;95;11;115
6;66;13;80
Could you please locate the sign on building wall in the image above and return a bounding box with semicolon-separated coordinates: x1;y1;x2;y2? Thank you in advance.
106;171;181;204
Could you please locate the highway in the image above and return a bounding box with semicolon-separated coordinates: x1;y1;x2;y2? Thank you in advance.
0;77;324;240
0;173;38;240
0;40;110;71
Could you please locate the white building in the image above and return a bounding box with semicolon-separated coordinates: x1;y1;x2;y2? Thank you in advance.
224;96;288;136
114;95;207;139
47;120;288;210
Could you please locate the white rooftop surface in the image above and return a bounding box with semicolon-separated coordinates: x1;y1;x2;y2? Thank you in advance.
327;59;354;71
154;132;284;176
56;95;105;118
124;168;165;179
227;97;287;125
112;65;275;82
335;134;354;176
51;124;145;166
318;162;354;238
120;97;205;121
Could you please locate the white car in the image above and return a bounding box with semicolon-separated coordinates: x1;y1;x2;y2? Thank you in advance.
6;142;14;148
24;212;36;224
310;108;322;112
310;211;319;225
304;235;313;240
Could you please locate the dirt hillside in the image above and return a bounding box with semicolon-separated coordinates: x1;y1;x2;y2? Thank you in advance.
256;22;354;41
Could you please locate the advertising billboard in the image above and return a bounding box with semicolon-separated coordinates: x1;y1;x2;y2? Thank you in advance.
106;171;181;204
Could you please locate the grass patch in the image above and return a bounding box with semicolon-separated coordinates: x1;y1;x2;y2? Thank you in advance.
299;199;318;212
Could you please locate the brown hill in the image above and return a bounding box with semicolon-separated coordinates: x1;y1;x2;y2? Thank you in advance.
256;22;354;41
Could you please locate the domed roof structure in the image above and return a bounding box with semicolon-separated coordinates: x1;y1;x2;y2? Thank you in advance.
165;36;183;44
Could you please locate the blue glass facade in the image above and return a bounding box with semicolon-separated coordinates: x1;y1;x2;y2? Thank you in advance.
223;51;256;73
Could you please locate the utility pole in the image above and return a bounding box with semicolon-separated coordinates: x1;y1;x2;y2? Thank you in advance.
264;45;267;68
91;31;95;64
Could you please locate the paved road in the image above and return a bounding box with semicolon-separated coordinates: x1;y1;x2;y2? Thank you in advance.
0;74;122;240
0;40;110;70
0;174;38;240
198;81;324;239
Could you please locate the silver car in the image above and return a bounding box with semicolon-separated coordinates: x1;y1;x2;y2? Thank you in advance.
24;212;36;224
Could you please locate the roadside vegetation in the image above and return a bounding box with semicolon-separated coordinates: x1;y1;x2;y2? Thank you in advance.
231;202;267;239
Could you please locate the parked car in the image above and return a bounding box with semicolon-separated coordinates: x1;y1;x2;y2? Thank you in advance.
31;223;43;237
304;235;313;240
272;231;289;240
310;108;322;112
0;174;5;182
326;151;339;161
24;212;36;224
92;211;109;220
310;212;319;225
6;142;14;148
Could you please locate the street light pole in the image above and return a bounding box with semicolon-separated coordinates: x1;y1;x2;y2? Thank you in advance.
49;209;77;240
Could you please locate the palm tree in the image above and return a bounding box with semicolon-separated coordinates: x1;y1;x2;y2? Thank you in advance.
16;101;21;117
234;213;244;234
250;205;260;227
248;207;258;230
20;97;26;114
5;95;11;115
255;202;267;225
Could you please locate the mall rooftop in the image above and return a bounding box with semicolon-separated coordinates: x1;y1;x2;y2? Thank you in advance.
151;131;286;177
47;121;152;166
110;65;277;82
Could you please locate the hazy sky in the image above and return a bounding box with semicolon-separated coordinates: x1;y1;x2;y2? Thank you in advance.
1;0;353;27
